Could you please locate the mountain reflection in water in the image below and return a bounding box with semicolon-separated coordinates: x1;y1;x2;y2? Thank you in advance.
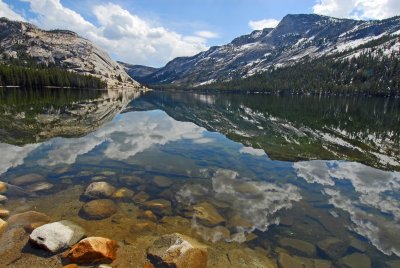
0;89;399;267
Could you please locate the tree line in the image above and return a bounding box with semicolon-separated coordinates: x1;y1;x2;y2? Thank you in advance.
0;64;106;89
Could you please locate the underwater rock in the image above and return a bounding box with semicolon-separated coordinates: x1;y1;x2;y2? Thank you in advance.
227;213;253;229
142;199;172;216
278;252;331;268
147;233;208;268
138;210;158;222
11;173;44;186
29;220;86;253
24;221;48;233
193;202;225;226
152;176;173;188
0;181;7;193
7;211;51;229
133;191;150;203
0;209;10;218
130;221;156;233
26;182;54;192
317;237;348;260
84;182;116;199
194;225;230;243
278;237;316;257
0;195;8;203
338;253;371;268
348;237;367;253
111;187;135;201
81;199;118;220
227;248;276;268
64;237;118;264
119;175;145;186
0;218;7;235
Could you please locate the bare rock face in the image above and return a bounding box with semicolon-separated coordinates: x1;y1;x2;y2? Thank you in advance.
64;237;118;264
0;17;141;89
147;233;208;268
29;220;86;253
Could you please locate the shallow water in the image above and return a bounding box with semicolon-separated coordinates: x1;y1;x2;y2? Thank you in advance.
0;88;399;267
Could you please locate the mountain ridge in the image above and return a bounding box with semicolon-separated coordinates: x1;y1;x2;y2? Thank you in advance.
0;17;141;89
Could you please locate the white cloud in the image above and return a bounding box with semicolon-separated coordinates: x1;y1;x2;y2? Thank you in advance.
248;18;280;30
0;0;25;21
313;0;400;20
195;30;219;39
20;0;211;67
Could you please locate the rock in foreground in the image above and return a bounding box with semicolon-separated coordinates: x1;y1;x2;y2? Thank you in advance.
147;233;207;268
29;220;86;253
64;237;118;264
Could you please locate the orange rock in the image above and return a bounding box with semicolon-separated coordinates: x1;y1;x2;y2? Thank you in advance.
64;237;118;264
144;263;155;268
138;210;157;222
63;264;78;268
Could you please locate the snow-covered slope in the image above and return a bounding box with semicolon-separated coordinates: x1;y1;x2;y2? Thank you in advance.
0;17;141;89
142;14;400;87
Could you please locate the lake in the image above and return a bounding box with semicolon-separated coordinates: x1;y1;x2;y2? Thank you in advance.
0;88;399;267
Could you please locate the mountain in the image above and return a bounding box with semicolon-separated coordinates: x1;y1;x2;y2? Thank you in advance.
0;17;141;89
117;61;158;82
141;14;400;87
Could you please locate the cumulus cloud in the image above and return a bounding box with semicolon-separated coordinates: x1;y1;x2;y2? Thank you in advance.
0;0;25;21
0;143;38;176
248;18;280;30
313;0;400;20
20;0;211;66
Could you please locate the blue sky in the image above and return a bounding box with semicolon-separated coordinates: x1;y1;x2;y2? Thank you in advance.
1;0;400;66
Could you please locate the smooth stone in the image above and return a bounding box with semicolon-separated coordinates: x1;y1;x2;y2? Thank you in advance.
147;233;208;268
278;252;332;268
0;209;10;218
0;181;7;193
7;211;51;229
138;210;158;222
317;237;348;259
193;202;225;226
81;199;117;220
111;187;135;201
152;176;173;188
84;182;116;199
227;248;276;268
0;218;7;235
26;182;54;192
142;199;172;216
227;214;253;229
0;195;8;203
278;237;316;257
133;191;150;203
29;220;86;253
64;237;118;264
338;253;371;268
11;173;44;186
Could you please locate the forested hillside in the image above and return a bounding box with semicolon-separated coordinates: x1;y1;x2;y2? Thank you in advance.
0;64;106;89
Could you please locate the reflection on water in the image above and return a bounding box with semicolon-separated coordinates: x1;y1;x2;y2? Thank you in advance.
0;89;399;267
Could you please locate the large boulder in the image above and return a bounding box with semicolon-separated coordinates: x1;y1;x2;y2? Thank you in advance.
64;237;118;264
147;233;208;268
29;220;86;253
193;202;225;226
81;199;117;220
84;182;116;199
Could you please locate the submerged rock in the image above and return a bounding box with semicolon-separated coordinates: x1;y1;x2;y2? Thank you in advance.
130;221;156;233
64;237;118;264
338;253;371;268
227;248;276;268
29;220;86;253
138;210;158;222
111;187;135;201
133;191;150;203
317;237;348;260
227;213;253;229
0;209;10;218
195;225;230;243
0;195;8;203
7;211;51;229
0;181;7;193
152;176;173;188
349;237;367;253
119;175;145;186
193;202;225;226
81;199;117;220
142;199;172;216
84;182;116;199
278;252;331;268
278;237;316;257
0;218;7;235
147;233;208;268
11;173;44;186
26;182;54;192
